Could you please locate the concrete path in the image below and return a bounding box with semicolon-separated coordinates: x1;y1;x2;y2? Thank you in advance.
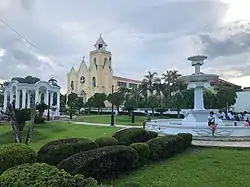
71;121;141;128
193;140;250;148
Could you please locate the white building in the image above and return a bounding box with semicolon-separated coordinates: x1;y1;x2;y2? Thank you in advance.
3;79;60;117
233;88;250;112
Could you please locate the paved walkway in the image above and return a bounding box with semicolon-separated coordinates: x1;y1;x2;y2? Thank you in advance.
193;140;250;148
71;121;141;128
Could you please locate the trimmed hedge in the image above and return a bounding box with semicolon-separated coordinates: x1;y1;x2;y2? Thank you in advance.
130;143;150;167
178;133;193;148
58;145;138;181
147;134;191;161
0;143;36;174
0;163;108;187
95;137;119;148
147;131;158;139
113;128;153;146
37;138;98;165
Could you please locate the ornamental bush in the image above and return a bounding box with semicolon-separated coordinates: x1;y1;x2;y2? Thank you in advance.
37;138;98;165
58;145;138;181
0;163;108;187
95;137;119;148
0;143;36;174
177;133;193;148
147;131;158;139
147;135;186;161
130;143;150;167
113;128;153;146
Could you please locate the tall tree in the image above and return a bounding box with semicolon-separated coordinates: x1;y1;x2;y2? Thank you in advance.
147;94;161;116
67;92;78;119
204;89;217;109
144;71;158;95
215;84;237;110
92;93;107;113
123;97;138;117
107;92;124;114
24;76;40;84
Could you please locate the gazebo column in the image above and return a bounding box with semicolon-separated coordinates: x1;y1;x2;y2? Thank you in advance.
50;92;54;107
15;89;20;109
38;92;42;103
27;91;31;108
3;90;8;109
35;90;39;104
56;91;60;110
22;89;27;109
10;90;14;104
45;90;49;105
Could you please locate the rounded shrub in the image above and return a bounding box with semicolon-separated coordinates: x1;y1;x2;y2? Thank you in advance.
95;137;119;148
0;143;36;174
147;135;182;161
113;128;152;145
147;131;158;139
130;143;150;167
0;163;107;187
177;133;193;147
58;145;138;181
37;138;98;165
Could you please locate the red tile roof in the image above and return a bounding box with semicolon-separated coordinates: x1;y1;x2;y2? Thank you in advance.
113;76;141;84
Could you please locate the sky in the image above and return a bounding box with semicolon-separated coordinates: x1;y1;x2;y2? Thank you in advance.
0;0;250;93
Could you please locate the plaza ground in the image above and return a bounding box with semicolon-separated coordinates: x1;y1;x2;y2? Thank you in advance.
73;114;165;126
1;121;250;186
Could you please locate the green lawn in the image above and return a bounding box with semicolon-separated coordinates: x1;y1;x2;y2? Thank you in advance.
0;122;119;150
109;147;250;187
74;115;165;126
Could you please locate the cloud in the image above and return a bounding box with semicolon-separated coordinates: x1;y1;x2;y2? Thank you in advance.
0;0;250;93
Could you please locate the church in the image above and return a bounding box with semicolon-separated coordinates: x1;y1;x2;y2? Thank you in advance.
66;34;141;102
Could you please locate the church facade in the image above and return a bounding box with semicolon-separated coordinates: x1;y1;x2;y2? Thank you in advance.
66;35;141;102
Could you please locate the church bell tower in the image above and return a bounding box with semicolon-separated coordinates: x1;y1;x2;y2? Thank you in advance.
89;34;113;95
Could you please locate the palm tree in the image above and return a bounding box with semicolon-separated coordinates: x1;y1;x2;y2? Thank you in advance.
162;70;182;97
171;70;182;93
144;71;158;95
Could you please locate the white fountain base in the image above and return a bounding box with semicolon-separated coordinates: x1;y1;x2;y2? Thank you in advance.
146;119;250;137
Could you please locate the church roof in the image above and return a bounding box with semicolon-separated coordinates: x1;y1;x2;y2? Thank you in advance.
94;34;107;47
113;76;141;84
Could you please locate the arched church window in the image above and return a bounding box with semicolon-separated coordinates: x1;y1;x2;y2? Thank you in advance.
92;77;96;88
109;57;111;62
93;57;96;64
71;81;74;90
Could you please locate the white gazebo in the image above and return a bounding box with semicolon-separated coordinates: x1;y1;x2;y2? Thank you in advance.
3;79;61;118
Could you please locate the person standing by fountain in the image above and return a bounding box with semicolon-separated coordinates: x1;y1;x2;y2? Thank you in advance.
208;111;217;136
143;110;151;129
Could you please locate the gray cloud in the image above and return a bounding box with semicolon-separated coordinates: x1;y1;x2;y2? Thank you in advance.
200;21;250;59
120;0;228;34
1;0;250;91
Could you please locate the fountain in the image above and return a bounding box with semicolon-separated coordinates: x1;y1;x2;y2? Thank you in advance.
146;55;250;137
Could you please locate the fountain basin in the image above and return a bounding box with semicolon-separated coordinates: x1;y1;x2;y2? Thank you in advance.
146;120;250;137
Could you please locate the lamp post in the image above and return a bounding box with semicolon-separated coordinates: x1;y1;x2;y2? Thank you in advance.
110;85;114;127
47;90;50;121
